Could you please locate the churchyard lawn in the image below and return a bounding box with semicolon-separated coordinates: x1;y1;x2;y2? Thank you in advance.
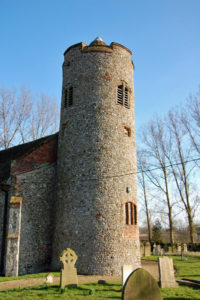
0;256;199;299
142;255;200;280
0;282;200;299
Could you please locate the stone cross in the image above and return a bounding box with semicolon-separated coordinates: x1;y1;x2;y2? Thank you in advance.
60;248;78;288
158;257;178;288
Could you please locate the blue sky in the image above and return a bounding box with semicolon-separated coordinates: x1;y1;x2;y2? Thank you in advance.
1;0;200;130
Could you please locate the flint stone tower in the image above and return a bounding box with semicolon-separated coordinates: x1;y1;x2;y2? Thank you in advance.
52;37;140;275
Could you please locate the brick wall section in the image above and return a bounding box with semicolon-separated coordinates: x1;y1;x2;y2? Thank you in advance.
9;138;57;275
0;190;5;272
52;41;141;275
11;138;57;175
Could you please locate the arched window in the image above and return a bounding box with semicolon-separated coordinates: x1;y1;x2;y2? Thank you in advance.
64;86;73;108
117;83;130;108
125;202;137;225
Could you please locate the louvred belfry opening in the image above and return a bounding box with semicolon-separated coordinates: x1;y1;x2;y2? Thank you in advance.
124;87;129;108
117;85;123;105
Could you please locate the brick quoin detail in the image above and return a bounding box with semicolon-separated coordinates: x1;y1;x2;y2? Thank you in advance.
11;138;57;175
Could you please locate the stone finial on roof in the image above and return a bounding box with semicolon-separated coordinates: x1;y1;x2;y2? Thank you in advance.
89;37;107;46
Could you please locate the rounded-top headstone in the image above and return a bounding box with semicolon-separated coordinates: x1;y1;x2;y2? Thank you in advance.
122;268;163;300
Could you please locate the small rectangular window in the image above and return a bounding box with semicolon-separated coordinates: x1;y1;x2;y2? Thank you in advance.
117;85;123;105
68;87;73;106
64;89;68;108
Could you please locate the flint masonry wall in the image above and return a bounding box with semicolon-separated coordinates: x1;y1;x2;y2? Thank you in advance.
16;165;56;274
52;41;141;274
9;137;57;275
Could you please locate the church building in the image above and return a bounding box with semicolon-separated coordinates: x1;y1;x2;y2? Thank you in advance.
0;38;141;277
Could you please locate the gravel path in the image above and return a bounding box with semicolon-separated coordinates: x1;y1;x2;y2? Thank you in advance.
0;260;158;291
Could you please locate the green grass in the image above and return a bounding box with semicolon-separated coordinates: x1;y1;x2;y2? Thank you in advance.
0;282;200;300
0;282;122;300
161;285;200;299
0;256;199;299
0;273;60;283
142;255;200;280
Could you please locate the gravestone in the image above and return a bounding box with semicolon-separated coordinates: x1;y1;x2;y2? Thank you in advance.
156;245;161;255
122;268;162;300
144;242;151;256
158;257;178;288
177;244;181;253
160;248;165;256
122;265;135;285
153;244;156;255
168;246;172;254
183;243;187;252
46;273;54;284
60;248;78;288
140;243;145;257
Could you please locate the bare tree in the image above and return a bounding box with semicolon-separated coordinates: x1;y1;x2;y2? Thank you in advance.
0;87;59;149
27;93;59;141
140;116;175;246
167;109;197;244
182;86;200;162
137;149;152;243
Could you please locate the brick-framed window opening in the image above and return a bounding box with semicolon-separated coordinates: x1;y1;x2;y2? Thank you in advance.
64;86;73;108
125;202;137;225
117;83;130;108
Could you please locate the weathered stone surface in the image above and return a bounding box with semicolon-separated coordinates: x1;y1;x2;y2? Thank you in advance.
52;40;141;275
122;268;162;300
60;248;78;288
158;257;178;288
17;164;56;275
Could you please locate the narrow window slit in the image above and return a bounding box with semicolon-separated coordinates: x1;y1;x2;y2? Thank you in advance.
64;89;68;108
68;87;73;106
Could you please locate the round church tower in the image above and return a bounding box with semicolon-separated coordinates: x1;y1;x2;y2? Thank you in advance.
52;38;141;275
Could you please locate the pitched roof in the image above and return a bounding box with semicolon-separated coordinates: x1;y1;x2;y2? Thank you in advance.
0;133;58;183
